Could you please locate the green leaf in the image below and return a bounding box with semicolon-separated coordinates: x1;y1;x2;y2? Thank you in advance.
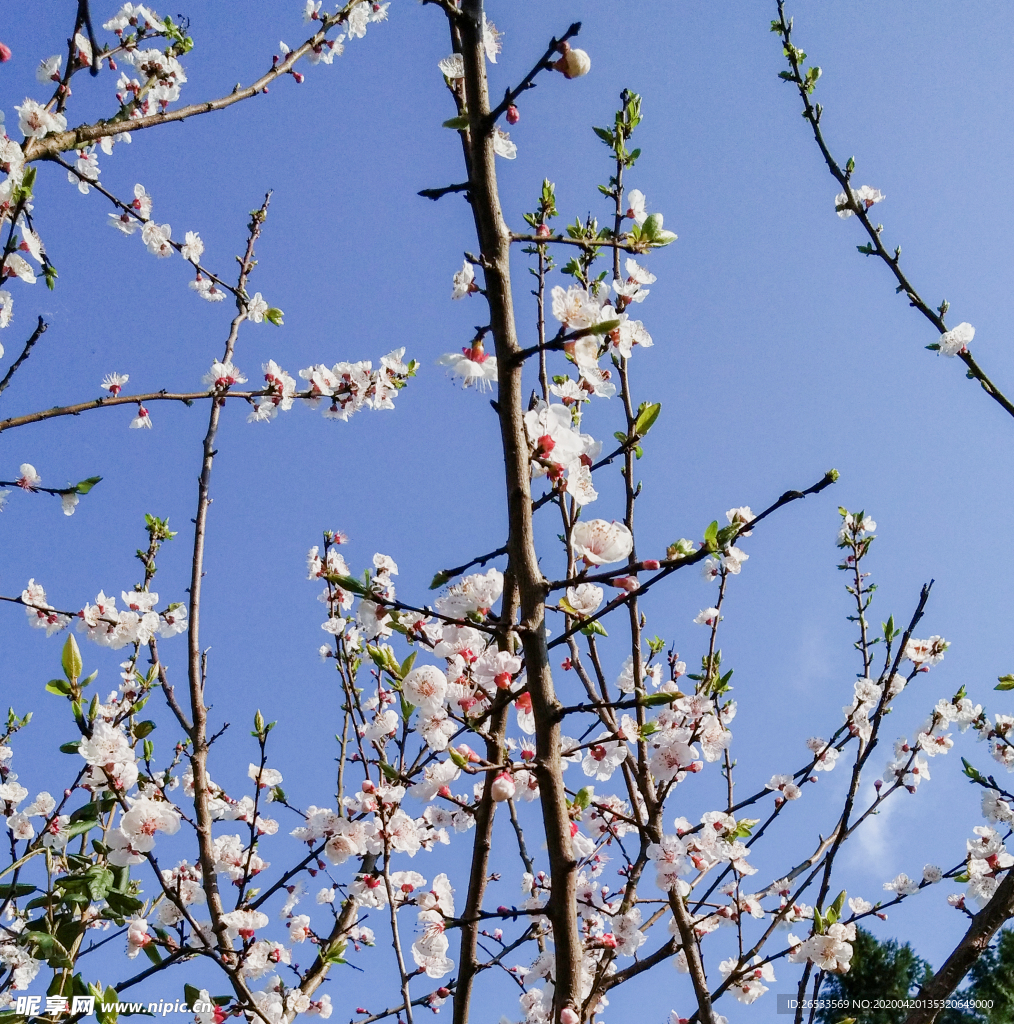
400;651;417;679
429;570;451;590
63;819;99;840
442;115;470;130
574;786;594;810
728;817;760;840
592;126;614;145
62;634;83;682
378;761;400;781
641;213;663;240
75;476;103;495
143;943;163;965
87;867;115;902
996;674;1014;691
320;939;347;965
104;889;144;916
633;402;661;436
639;692;678;707
184;985;203;1011
0;882;36;899
69;801;102;823
703;520;719;552
829;889;847;919
580;619;608;637
587;318;621;336
961;757;985;783
325;573;368;596
133;720;156;738
448;747;468;768
47;678;73;696
60;740;81;754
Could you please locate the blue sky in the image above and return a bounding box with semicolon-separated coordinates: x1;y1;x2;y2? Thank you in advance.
2;2;1014;1020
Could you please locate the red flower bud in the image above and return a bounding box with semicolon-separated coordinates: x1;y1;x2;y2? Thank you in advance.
506;104;520;124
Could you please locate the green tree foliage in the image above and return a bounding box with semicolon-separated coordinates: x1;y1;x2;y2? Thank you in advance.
816;926;1014;1024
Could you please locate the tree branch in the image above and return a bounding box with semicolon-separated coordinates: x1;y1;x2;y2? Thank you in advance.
0;316;48;397
775;0;1014;421
485;22;581;126
22;0;364;162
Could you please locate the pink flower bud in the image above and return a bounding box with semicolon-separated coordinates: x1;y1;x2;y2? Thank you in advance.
536;224;551;239
491;771;516;802
0;42;11;63
560;1009;580;1024
506;104;520;124
611;576;640;593
292;71;304;84
642;559;660;570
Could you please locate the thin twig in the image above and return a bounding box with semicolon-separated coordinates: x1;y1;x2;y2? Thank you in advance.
0;316;48;397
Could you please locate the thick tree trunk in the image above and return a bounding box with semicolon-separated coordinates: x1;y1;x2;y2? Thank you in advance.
456;3;583;1017
903;870;1014;1024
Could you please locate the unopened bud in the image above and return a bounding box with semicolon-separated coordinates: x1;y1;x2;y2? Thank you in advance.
553;48;591;79
491;771;516;802
536;224;551;239
0;42;11;63
506;104;520;124
611;576;640;593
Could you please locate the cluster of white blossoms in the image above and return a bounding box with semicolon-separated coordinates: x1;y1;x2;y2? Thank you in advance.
952;826;1014;912
525;401;602;505
0;110;45;352
439;210;665;520
103;182;217;290
19;580;187;645
787;920;857;974
1;670;352;1017
88;349;414;431
0;463;76;516
0;749;45;994
834;184;884;218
